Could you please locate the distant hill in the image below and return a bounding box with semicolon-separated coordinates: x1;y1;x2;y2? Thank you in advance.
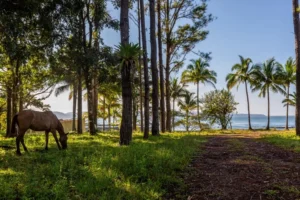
53;112;73;119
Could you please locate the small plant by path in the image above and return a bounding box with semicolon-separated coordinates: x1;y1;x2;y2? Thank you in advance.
183;134;300;200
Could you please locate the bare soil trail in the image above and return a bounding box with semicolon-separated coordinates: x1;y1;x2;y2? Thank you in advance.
183;134;300;200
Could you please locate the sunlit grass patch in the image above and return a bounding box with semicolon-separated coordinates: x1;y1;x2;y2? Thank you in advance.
260;131;300;152
0;131;206;200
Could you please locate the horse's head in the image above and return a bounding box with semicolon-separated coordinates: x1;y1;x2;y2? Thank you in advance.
59;133;68;149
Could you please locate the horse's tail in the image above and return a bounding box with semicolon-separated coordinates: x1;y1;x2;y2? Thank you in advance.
9;114;19;137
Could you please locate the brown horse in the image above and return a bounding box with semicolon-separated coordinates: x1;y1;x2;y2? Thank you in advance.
9;110;68;155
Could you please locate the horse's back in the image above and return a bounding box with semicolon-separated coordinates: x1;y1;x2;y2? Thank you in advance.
18;110;59;132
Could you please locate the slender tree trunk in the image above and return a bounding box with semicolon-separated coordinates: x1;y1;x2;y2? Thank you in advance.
72;82;77;131
172;98;175;131
5;86;12;137
266;87;270;130
77;71;83;134
245;81;252;130
120;0;132;145
19;75;23;112
150;0;159;136
165;0;172;132
286;84;290;130
103;97;106;132
108;104;111;131
133;98;137;131
140;0;150;139
138;0;144;132
293;0;300;136
186;110;189;132
157;0;165;133
12;59;20;117
93;76;98;131
86;78;96;135
197;82;200;130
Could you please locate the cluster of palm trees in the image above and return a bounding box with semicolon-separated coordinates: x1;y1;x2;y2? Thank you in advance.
170;58;217;131
226;56;296;130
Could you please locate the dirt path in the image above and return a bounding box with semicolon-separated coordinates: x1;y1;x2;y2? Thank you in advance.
184;134;300;200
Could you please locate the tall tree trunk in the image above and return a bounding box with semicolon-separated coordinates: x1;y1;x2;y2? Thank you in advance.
197;82;200;130
108;104;111;131
293;0;300;136
86;78;96;135
165;0;172;132
140;0;150;139
133;97;137;131
93;76;98;131
245;81;252;130
186;110;189;132
266;87;270;130
77;71;83;134
72;82;77;131
120;0;132;145
5;86;12;137
172;98;175;131
150;0;159;136
286;84;290;130
138;0;144;132
12;59;20;117
157;0;165;133
19;75;23;112
103;97;106;132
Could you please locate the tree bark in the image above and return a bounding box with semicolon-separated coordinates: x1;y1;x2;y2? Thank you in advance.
93;76;98;131
103;97;106;132
165;0;172;132
86;77;96;135
108;104;111;131
133;97;137;131
19;75;23;112
197;81;200;130
72;82;77;131
12;59;20;117
157;0;165;133
77;70;83;134
5;86;12;137
140;0;150;139
150;0;160;136
120;0;132;145
286;84;290;130
293;0;300;136
266;87;270;130
245;81;252;130
172;98;175;131
138;0;144;132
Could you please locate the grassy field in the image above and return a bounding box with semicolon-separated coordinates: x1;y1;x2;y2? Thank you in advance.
260;130;300;152
0;131;207;200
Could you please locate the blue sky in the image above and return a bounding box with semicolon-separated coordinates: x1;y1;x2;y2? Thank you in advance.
44;0;295;116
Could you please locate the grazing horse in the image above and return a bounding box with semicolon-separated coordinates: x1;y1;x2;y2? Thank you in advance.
10;110;68;155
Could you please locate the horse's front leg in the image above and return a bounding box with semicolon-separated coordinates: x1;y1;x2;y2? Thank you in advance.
51;130;61;150
45;131;49;150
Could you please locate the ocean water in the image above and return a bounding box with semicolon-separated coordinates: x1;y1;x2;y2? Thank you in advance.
229;115;295;129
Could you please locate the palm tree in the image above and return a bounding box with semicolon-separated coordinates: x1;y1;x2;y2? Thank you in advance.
170;78;187;131
251;58;286;130
293;0;300;136
283;92;296;128
276;58;296;130
178;91;197;132
226;56;253;130
117;43;140;145
181;58;217;130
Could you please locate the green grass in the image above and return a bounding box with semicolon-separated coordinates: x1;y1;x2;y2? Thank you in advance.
260;131;300;152
0;131;207;200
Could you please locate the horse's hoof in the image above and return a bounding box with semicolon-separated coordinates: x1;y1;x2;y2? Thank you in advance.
16;151;22;156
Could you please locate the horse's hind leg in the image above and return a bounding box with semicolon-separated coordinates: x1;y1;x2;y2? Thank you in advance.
45;131;49;150
20;136;28;152
51;130;61;150
16;136;21;155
